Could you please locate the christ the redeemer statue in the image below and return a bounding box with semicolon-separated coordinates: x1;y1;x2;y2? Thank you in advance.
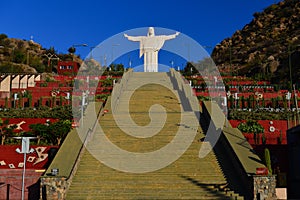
124;27;179;72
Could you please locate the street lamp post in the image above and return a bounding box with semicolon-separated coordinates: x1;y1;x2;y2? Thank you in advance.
203;45;214;68
89;47;94;59
288;44;293;91
229;43;232;76
81;91;88;126
26;50;35;66
288;43;300;124
14;137;36;200
10;47;15;62
170;60;174;68
71;44;88;60
89;46;103;60
293;84;300;124
72;43;88;49
288;44;300;90
104;54;107;67
184;43;190;62
203;45;213;53
129;59;132;68
216;43;233;76
286;91;292;110
111;44;120;64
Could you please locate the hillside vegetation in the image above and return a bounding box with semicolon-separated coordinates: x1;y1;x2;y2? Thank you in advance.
0;34;81;73
212;0;300;88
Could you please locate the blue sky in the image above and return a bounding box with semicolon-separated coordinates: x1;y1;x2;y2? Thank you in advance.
1;0;279;69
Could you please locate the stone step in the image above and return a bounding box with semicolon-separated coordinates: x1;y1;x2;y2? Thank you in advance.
66;72;243;199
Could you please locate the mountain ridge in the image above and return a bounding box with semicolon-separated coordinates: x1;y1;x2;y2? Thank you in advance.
0;34;82;74
211;0;300;88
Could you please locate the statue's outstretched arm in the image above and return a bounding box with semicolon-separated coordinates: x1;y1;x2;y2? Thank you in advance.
124;34;142;42
163;32;180;40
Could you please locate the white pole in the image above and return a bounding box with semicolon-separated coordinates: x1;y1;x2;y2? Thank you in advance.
21;152;26;200
293;84;300;124
13;137;36;200
81;92;84;126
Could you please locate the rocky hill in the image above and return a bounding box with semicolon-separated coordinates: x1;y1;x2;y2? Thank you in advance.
212;0;300;88
0;34;82;74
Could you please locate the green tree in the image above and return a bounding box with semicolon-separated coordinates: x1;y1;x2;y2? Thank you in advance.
116;63;124;72
0;63;23;73
28;93;32;108
29;120;72;145
59;95;63;106
271;98;276;108
0;33;8;41
46;46;57;54
183;62;197;76
278;130;283;144
236;97;240;109
68;47;76;54
249;95;255;109
4;97;8;108
51;96;56;107
13;50;26;63
241;96;245;108
200;82;206;91
238;85;243;92
101;78;113;87
225;85;230;92
274;84;280;92
229;95;234;109
237;120;264;134
18;92;23;108
108;63;120;71
29;123;51;144
264;148;272;175
50;120;72;145
38;97;43;107
282;95;287;110
30;55;46;72
0;118;16;145
262;133;266;145
262;97;266;108
247;97;251;109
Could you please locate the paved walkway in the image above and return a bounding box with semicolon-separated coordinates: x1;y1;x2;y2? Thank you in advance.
66;72;242;199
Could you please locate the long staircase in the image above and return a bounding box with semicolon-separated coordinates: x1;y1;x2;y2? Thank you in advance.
65;72;243;199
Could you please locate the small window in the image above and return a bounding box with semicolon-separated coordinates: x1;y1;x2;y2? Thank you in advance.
67;65;73;69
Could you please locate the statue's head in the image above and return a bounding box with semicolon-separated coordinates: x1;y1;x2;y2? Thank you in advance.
148;27;155;37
